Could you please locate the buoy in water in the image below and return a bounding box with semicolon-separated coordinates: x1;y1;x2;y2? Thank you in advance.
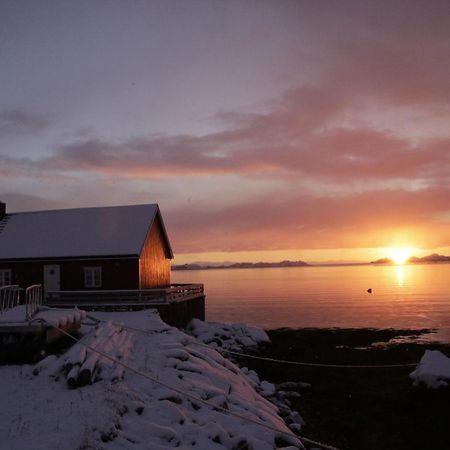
367;288;372;294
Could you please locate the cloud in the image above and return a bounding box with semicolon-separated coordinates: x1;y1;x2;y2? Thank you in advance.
37;115;449;185
0;192;63;212
165;186;450;253
2;6;450;183
0;109;48;138
2;88;448;186
0;154;73;181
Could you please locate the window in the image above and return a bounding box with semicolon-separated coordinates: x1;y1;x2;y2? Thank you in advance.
84;267;102;288
0;269;11;287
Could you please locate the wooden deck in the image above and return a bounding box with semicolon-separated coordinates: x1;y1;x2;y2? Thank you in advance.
0;283;205;349
45;283;204;310
45;283;205;327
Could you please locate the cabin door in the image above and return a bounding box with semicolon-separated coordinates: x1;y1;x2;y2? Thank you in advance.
43;265;60;293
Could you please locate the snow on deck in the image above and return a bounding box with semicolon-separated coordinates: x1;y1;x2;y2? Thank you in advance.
0;305;28;324
0;305;86;327
0;204;161;259
0;310;303;450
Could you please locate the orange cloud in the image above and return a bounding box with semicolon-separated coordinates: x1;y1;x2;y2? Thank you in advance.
164;187;450;253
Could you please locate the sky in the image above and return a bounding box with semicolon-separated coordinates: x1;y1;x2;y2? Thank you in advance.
1;0;450;264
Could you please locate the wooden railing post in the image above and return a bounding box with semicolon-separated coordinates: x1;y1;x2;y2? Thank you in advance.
0;285;21;315
25;284;43;321
44;284;204;308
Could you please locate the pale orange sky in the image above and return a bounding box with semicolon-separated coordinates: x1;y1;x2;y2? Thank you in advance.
1;1;450;263
174;246;450;265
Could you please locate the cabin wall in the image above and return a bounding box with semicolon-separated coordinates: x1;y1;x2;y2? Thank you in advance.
0;258;139;291
139;217;171;288
59;259;139;290
0;261;42;289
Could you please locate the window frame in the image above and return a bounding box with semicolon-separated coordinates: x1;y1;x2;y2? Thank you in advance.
0;269;12;287
83;266;102;288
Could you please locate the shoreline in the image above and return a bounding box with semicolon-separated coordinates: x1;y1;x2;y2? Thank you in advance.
239;327;450;450
172;260;450;271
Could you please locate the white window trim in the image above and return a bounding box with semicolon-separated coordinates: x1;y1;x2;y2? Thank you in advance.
0;269;12;287
84;266;102;288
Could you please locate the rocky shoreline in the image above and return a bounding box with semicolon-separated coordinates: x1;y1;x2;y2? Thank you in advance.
240;327;450;450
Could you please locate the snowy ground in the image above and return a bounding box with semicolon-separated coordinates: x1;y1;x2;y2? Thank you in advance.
186;318;271;351
0;310;304;450
410;349;450;389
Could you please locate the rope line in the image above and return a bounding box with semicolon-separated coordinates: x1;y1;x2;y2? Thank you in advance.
44;319;340;450
91;317;419;369
202;346;419;369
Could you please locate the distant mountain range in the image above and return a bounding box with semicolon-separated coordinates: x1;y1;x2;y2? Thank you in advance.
172;260;309;271
173;254;450;270
371;253;450;265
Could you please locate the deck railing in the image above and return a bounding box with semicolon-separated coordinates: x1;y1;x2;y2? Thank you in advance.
25;284;43;321
0;285;21;314
46;284;204;306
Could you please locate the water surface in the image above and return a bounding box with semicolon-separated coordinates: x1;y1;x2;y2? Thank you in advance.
173;264;450;340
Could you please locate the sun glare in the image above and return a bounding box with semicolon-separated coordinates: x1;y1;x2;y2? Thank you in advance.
389;247;412;265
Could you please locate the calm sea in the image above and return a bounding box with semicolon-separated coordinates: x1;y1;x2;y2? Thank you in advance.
172;264;450;341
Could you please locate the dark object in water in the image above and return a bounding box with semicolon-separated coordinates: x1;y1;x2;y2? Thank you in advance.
367;288;372;294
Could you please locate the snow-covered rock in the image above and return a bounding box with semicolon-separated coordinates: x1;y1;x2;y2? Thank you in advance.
186;318;270;351
0;310;303;449
185;319;307;436
410;350;450;389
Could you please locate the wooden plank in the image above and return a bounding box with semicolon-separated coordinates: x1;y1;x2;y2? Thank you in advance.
139;217;171;288
46;284;204;306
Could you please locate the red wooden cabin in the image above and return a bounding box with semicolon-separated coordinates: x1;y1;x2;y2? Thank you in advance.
0;202;173;294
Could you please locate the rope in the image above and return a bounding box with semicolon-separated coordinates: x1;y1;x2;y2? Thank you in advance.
43;319;340;450
200;346;419;369
92;318;419;369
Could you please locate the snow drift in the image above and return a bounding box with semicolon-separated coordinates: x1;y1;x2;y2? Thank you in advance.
0;310;303;450
410;349;450;389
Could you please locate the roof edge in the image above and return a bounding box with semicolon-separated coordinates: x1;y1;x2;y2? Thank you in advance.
138;205;174;259
0;254;139;263
6;203;159;216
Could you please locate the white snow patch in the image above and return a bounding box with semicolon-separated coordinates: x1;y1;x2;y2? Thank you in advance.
0;310;303;449
410;350;450;389
0;305;27;323
186;318;270;351
35;306;87;328
0;305;86;326
185;319;305;433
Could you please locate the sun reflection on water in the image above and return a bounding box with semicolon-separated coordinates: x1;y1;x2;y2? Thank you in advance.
396;265;404;287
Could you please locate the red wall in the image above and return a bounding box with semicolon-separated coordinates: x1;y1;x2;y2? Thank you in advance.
0;258;139;291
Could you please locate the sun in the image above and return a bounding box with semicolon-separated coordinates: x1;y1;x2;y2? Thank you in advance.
388;247;412;265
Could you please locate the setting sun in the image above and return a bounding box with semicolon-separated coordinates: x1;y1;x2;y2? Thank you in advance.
389;247;412;265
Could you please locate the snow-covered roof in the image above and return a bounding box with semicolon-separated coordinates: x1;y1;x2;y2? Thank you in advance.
0;204;173;260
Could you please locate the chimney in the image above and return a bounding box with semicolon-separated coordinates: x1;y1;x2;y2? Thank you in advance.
0;201;5;218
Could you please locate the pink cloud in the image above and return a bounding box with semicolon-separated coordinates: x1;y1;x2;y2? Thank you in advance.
2;94;446;185
165;186;450;253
